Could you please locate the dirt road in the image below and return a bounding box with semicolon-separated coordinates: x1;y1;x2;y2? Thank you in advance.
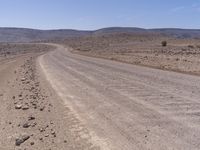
39;44;200;150
0;50;101;150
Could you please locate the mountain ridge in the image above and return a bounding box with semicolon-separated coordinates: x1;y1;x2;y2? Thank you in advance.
1;27;200;42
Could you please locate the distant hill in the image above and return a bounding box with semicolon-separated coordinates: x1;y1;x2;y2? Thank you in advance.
0;27;200;42
93;27;149;35
95;27;200;38
150;28;200;39
0;28;92;43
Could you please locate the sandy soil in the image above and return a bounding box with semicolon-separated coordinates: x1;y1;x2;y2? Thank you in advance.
39;44;200;150
60;34;200;75
2;42;200;150
0;44;100;150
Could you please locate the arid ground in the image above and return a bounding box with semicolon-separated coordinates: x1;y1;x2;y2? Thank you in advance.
61;33;200;75
1;29;200;150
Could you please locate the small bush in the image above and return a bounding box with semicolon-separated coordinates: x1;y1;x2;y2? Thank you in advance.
196;45;200;49
188;45;194;48
161;41;167;47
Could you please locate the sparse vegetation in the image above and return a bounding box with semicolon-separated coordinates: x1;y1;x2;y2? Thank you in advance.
161;41;167;47
188;45;194;48
196;45;200;49
0;43;55;58
60;33;200;75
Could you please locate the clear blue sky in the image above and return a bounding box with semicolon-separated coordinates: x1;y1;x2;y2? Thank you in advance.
0;0;200;30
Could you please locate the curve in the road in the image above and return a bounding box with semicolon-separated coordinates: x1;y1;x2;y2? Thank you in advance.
39;44;200;150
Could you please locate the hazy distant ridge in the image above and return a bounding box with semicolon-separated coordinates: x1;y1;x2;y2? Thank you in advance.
0;27;200;42
0;28;92;42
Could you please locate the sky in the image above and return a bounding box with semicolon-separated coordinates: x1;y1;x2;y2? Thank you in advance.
0;0;200;30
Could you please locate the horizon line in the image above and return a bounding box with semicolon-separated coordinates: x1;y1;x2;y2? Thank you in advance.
0;26;200;31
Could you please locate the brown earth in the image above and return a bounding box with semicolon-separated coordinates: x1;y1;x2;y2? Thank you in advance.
0;44;100;150
39;44;200;150
60;33;200;75
2;36;200;150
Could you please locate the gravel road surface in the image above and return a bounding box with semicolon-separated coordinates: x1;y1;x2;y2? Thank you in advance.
39;44;200;150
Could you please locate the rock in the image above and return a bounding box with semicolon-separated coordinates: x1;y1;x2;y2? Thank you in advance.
45;134;49;137
23;123;30;128
30;142;34;145
31;102;37;106
35;82;39;87
30;87;35;91
28;116;35;121
21;78;26;82
15;104;22;109
15;135;30;146
39;128;45;132
19;98;23;101
40;107;45;111
31;122;37;127
51;131;55;135
22;105;29;110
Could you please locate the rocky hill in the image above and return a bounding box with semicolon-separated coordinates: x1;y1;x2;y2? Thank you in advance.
0;27;200;42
